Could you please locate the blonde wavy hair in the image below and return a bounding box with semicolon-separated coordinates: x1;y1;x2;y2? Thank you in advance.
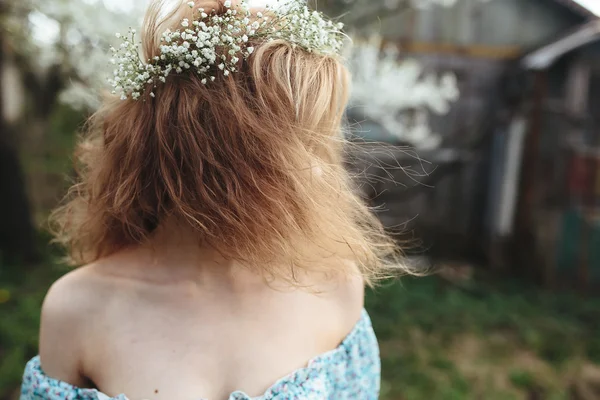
50;0;407;286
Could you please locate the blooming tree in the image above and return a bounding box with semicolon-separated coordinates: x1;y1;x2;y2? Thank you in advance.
19;0;147;109
346;37;459;150
338;0;492;149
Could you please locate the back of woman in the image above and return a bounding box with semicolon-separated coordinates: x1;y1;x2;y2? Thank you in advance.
20;1;407;399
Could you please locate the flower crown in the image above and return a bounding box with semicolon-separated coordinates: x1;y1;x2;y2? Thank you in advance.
109;0;345;100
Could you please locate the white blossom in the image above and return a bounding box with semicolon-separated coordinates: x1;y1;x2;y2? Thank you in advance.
346;37;459;150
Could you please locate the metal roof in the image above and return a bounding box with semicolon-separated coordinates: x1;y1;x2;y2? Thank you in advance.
522;19;600;69
552;0;600;19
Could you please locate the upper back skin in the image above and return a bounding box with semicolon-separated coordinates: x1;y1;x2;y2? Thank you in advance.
39;238;365;400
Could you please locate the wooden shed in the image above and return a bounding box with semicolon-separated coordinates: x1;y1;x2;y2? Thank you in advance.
347;0;592;262
490;14;600;289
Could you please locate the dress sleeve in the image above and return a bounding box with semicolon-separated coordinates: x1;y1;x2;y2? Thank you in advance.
20;356;107;400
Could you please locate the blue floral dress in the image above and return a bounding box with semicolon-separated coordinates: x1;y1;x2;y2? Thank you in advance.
21;309;380;400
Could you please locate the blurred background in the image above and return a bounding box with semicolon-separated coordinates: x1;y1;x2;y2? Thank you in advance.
2;0;600;398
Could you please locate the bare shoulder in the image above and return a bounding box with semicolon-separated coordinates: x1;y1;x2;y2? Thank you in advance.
336;271;365;326
42;265;106;315
308;265;365;336
39;264;108;386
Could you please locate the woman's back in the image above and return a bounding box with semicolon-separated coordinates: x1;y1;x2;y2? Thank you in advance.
20;0;408;398
25;232;374;400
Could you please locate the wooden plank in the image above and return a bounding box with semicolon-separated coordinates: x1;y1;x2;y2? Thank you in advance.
566;57;591;118
521;71;547;226
383;40;522;60
512;71;547;281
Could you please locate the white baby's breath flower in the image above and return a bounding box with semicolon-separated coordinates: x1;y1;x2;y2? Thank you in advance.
110;0;344;100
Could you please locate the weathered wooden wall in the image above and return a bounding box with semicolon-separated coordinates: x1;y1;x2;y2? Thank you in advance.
374;0;582;47
524;52;600;288
347;0;586;260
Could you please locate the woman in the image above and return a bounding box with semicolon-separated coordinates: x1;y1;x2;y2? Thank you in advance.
21;1;407;399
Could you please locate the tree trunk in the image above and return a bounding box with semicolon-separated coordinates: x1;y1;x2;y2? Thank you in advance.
0;34;38;265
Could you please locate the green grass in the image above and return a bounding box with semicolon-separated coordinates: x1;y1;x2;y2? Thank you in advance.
0;240;68;398
1;253;599;399
368;275;600;399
